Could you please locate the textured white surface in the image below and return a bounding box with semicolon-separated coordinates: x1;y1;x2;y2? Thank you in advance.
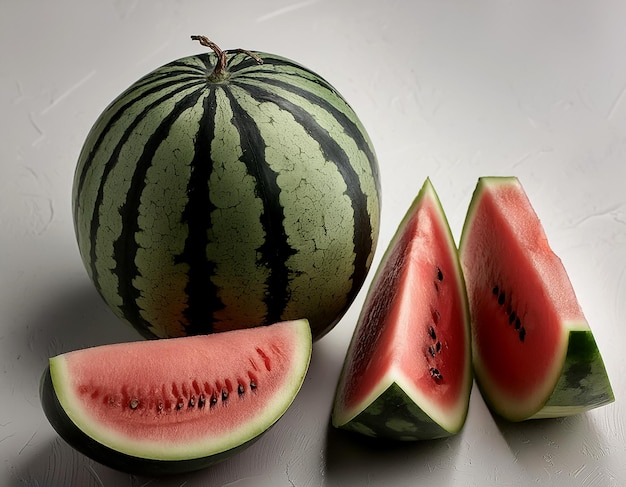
1;1;625;485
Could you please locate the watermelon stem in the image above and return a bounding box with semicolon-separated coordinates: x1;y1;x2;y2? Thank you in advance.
191;35;263;83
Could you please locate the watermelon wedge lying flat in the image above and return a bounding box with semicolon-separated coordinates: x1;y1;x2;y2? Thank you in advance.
459;177;614;421
332;179;472;440
40;320;311;475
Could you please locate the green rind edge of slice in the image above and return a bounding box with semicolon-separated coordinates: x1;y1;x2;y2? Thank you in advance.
336;382;456;441
530;329;614;420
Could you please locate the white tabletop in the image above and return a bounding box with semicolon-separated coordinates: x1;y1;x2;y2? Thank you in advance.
1;1;624;485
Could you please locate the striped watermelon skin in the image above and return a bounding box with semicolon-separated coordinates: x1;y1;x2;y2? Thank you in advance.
72;49;381;340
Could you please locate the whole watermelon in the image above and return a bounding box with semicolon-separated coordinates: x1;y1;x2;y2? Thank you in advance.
72;37;381;341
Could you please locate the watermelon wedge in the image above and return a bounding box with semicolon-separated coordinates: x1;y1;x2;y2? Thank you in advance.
40;320;311;475
459;177;614;421
331;178;472;440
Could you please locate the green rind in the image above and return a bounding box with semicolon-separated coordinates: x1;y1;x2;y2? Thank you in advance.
529;329;614;419
40;367;255;475
336;382;452;441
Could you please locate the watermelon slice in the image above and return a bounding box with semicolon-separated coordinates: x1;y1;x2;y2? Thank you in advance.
459;177;614;421
40;319;311;475
331;178;472;440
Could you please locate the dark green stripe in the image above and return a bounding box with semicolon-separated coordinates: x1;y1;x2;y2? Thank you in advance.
226;53;338;93
222;87;297;326
234;81;375;311
167;58;212;75
132;61;208;88
130;54;214;88
176;88;222;335
238;74;380;188
111;87;206;336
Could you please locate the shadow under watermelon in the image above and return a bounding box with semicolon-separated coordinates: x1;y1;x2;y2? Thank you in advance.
323;416;464;486
492;409;615;483
16;275;140;375
9;435;210;487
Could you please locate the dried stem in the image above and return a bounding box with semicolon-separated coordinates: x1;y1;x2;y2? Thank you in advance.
191;35;263;83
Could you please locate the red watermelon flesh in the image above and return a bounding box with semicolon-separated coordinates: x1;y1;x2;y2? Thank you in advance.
332;178;471;440
460;177;614;421
40;319;311;474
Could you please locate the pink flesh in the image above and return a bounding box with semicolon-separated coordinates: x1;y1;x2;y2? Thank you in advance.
461;180;584;399
342;191;468;413
60;322;300;442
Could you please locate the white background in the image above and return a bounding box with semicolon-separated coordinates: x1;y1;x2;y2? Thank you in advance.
1;1;625;485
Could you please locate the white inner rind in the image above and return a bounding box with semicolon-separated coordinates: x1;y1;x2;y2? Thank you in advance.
50;320;312;461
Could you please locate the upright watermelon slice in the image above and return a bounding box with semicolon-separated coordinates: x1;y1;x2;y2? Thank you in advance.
40;320;311;475
331;179;472;440
459;177;614;421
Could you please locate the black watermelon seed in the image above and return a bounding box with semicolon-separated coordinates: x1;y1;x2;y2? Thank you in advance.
238;384;245;395
514;317;521;330
498;292;505;306
432;309;440;324
188;396;195;408
430;368;443;381
519;327;526;342
250;380;257;390
222;389;229;401
508;311;517;324
198;394;206;408
437;267;443;281
428;346;436;358
436;341;442;353
429;326;437;340
493;285;499;295
176;398;184;410
210;394;218;407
